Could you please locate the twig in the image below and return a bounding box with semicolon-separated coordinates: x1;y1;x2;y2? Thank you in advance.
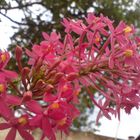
0;11;27;25
0;2;43;10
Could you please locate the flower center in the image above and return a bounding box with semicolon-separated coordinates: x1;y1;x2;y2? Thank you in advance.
0;84;4;93
58;117;67;126
123;26;132;34
62;85;68;92
1;54;7;62
51;103;60;109
18;116;28;126
95;37;100;42
124;49;133;57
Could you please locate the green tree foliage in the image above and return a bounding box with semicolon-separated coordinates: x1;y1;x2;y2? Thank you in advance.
0;0;140;130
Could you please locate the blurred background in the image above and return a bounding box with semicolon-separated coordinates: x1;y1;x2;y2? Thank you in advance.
0;0;140;139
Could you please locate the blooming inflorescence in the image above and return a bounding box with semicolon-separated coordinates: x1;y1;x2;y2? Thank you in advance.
0;13;140;140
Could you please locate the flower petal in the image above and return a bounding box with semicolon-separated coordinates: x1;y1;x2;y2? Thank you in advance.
2;70;18;80
30;114;42;127
42;117;56;140
18;128;34;140
43;93;57;102
0;123;11;130
25;100;43;114
5;128;16;140
0;98;13;119
6;95;21;105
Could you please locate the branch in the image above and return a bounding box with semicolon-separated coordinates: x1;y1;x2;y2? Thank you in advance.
0;2;44;10
0;11;27;25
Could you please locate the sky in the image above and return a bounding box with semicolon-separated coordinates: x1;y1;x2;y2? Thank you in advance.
0;16;13;50
95;108;140;140
0;1;140;140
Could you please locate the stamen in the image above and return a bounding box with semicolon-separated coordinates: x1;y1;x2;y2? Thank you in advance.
95;37;100;42
18;116;28;126
0;84;4;93
124;49;133;57
51;103;60;109
124;26;132;34
58;117;66;126
1;54;7;62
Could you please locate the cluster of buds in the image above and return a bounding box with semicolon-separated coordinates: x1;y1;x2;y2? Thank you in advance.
0;13;140;140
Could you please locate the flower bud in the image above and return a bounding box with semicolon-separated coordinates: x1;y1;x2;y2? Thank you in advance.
34;79;45;89
53;72;64;83
67;72;79;81
45;84;54;92
22;91;32;102
21;67;30;90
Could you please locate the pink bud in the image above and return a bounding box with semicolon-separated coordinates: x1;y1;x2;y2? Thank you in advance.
47;59;61;74
21;67;30;90
33;79;45;89
45;70;57;80
45;84;54;92
34;57;43;71
22;91;32;102
67;72;79;81
53;72;64;83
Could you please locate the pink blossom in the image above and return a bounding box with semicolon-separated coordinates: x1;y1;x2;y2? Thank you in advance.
0;115;34;140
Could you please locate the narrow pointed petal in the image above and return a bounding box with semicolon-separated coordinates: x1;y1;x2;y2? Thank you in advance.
6;95;21;105
42;118;56;140
0;123;11;130
30;115;42;127
18;128;34;140
25;100;43;114
5;128;16;140
0;99;13;119
2;70;18;79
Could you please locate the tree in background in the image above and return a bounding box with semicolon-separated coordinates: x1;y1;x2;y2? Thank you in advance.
0;0;140;130
0;0;140;47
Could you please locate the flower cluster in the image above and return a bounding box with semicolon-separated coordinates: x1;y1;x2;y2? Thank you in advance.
0;13;140;140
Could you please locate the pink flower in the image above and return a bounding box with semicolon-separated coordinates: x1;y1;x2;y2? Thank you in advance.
0;51;17;80
47;101;79;133
0;115;34;140
25;100;56;140
0;51;10;69
120;42;140;67
86;13;109;36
